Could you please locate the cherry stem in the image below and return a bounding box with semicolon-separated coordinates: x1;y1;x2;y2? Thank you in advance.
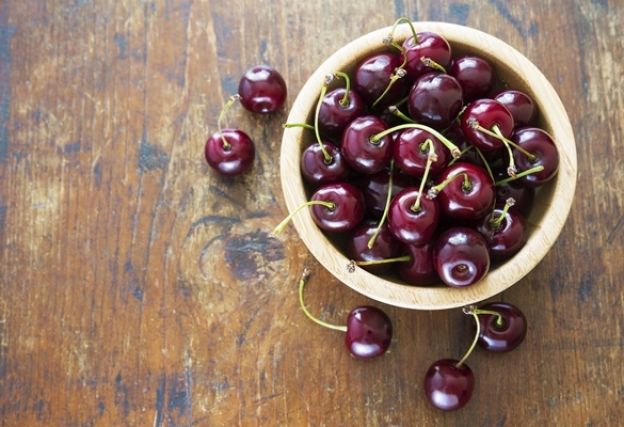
411;139;436;212
396;96;409;107
490;197;516;229
334;71;351;107
371;124;461;158
494;165;544;186
492;125;517;176
472;307;505;328
448;145;473;166
372;63;407;108
456;306;480;368
272;200;335;235
474;146;495;183
283;123;315;131
385;17;420;45
428;172;470;199
421;57;446;73
469;120;537;161
298;268;348;332
354;255;411;267
217;94;240;150
314;78;333;163
388;105;416;123
367;160;395;249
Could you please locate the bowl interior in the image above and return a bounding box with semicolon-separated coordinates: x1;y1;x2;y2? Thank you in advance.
280;22;577;310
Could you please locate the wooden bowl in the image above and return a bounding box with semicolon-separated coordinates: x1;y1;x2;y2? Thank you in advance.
280;22;577;310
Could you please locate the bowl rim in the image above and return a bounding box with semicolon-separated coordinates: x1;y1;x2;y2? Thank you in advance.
279;21;577;310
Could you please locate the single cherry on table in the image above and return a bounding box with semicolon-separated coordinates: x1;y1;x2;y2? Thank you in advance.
238;65;287;113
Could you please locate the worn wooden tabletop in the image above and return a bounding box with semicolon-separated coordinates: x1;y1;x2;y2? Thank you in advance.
0;0;622;426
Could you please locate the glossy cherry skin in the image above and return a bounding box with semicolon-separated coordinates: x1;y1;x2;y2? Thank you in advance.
402;31;452;80
393;128;449;178
346;306;393;359
238;65;287;113
205;129;255;176
354;53;409;108
347;222;400;274
460;99;514;152
388;188;439;246
398;243;437;285
512;127;559;187
435;162;494;221
301;142;349;185
424;359;474;411
495;90;535;126
476;209;527;261
408;73;463;129
476;302;527;352
359;171;413;218
310;183;365;232
341;116;394;174
495;182;535;216
318;88;366;138
433;227;490;287
449;55;494;101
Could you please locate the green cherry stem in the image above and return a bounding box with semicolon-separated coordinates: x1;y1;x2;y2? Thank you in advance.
272;200;335;235
472;307;504;328
314;76;334;163
494;165;544;186
474;146;495;183
448;145;473;166
421;57;447;73
428;173;471;199
370;124;461;158
492;125;517;176
217;94;241;149
384;16;420;45
372;62;407;108
368;161;395;249
283;123;315;131
468;119;537;161
334;71;352;107
411;139;436;212
299;268;347;332
456;306;481;368
355;255;411;267
489;197;516;229
388;105;416;123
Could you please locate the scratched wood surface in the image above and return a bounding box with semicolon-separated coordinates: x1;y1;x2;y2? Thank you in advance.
0;0;622;426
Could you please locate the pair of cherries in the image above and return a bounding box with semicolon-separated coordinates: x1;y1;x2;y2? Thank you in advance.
204;65;287;175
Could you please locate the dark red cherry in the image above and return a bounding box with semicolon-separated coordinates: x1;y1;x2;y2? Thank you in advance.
449;55;494;101
301;142;349;185
402;31;452;80
435;162;494;221
424;359;474;411
398;243;437;285
512;127;559;187
433;227;490;287
359;171;413;218
205;129;255;176
494;90;535;126
346;306;393;359
476;302;527;352
476;208;527;261
318;88;366;138
310;182;365;232
495;182;535;216
393;128;449;178
388;188;439;246
347;222;400;274
341;116;394;174
238;65;287;113
408;72;463;129
354;53;409;108
460;99;514;152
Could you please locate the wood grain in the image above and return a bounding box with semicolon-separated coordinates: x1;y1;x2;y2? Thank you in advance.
0;0;622;426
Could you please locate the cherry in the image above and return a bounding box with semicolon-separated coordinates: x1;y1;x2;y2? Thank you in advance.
511;127;559;187
495;182;535;216
354;52;408;108
401;31;451;80
388;188;439;246
474;302;527;352
433;227;490;287
460;99;514;152
238;65;287;113
346;222;401;274
424;359;474;411
341;116;394;174
430;162;494;221
494;90;535;126
297;269;392;359
300;142;349;185
318;72;366;138
359;171;413;218
449;55;494;101
476;198;527;261
408;72;463;129
398;243;438;285
393;128;449;178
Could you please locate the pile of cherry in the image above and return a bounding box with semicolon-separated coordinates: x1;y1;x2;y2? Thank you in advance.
204;18;557;412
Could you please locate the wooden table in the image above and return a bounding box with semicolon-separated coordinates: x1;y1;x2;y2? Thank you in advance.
1;1;622;425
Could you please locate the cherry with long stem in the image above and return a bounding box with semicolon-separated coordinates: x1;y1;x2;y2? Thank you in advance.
427;172;471;199
371;123;461;158
410;139;437;212
217;94;241;149
469;120;537;161
489;197;515;230
388;105;416;123
333;71;352;107
367;161;395;249
314;75;335;163
468;119;517;176
372;55;407;108
495;165;544;186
